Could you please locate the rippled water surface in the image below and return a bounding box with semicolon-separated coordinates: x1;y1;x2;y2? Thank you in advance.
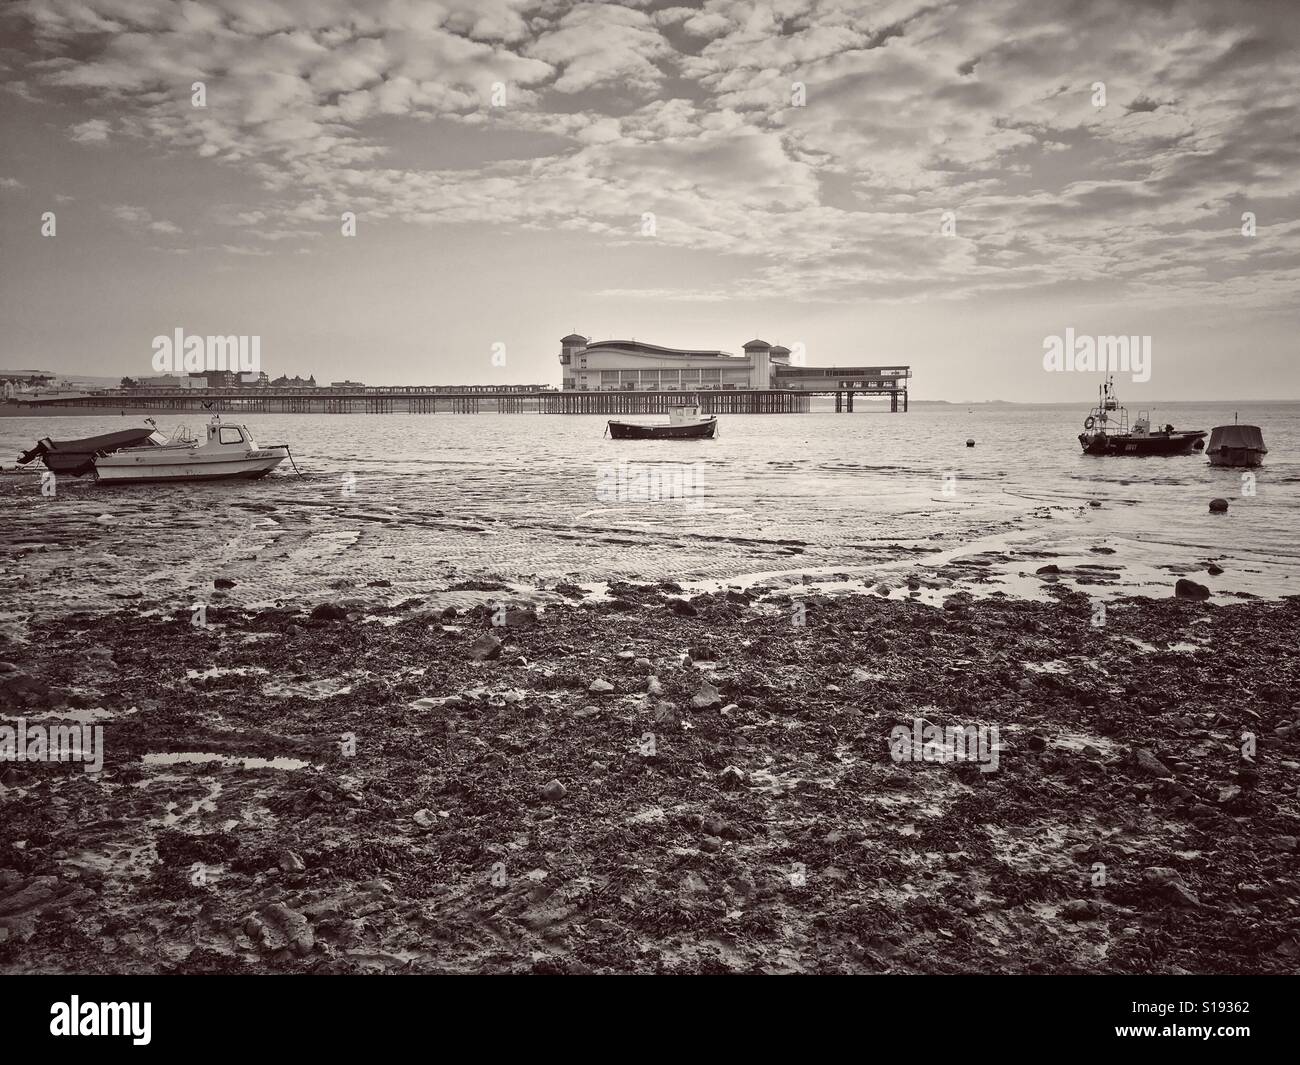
3;401;1297;609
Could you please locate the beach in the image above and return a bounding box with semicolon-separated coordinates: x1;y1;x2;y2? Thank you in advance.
2;407;1298;973
2;528;1298;972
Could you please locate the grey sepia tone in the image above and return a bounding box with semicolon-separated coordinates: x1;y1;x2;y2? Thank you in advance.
1;0;1298;985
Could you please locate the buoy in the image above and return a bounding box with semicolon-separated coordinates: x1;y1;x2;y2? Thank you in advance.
966;438;975;447
1209;497;1229;513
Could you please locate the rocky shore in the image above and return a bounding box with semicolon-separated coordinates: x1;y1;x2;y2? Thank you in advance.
2;579;1298;974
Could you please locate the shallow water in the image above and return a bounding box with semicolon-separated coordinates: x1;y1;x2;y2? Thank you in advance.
2;401;1296;608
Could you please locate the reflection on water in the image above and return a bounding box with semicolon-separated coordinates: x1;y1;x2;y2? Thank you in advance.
2;402;1297;608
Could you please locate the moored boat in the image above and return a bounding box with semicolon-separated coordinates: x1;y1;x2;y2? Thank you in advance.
1077;377;1205;456
1206;422;1267;467
607;404;718;440
93;414;290;483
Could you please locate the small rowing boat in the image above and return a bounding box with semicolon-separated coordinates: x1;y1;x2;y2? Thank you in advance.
607;404;718;440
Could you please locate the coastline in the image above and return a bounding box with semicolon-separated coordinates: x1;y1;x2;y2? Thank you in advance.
2;581;1296;974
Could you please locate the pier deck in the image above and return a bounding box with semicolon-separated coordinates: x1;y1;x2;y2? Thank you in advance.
13;377;909;414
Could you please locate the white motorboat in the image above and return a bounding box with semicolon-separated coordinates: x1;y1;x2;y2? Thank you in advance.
93;414;291;483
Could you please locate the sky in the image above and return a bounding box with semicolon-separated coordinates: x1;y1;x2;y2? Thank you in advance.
0;0;1297;401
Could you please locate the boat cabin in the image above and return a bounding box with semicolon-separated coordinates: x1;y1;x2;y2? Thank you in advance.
667;404;704;425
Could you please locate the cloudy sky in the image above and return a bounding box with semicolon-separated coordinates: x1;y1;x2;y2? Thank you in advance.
1;0;1297;401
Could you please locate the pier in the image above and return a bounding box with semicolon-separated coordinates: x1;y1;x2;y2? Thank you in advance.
12;372;909;415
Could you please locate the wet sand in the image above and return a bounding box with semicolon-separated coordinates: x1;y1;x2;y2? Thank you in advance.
2;572;1297;974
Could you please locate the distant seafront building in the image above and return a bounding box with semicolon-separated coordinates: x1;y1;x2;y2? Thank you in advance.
557;334;910;409
559;334;792;392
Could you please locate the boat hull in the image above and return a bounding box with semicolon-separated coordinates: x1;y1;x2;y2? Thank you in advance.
94;451;287;483
1079;431;1206;456
608;418;717;440
1207;448;1265;468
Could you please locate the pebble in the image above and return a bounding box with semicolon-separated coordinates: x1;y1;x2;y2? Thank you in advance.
1132;748;1173;777
540;779;566;802
589;677;614;694
691;680;722;709
279;850;305;872
1175;578;1211;601
468;634;502;661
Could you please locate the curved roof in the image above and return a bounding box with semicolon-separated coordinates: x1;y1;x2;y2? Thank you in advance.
583;339;738;360
742;338;772;350
770;345;791;354
560;334;588;344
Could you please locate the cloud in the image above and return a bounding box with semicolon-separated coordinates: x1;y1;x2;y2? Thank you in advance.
3;0;1297;310
69;117;110;142
110;203;182;235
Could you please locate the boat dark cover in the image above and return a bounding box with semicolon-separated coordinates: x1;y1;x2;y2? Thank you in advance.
17;428;157;476
1207;425;1266;453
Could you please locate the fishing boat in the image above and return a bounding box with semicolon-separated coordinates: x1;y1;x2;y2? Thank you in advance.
607;404;718;440
1206;420;1267;467
17;414;292;482
94;414;290;483
1078;378;1205;456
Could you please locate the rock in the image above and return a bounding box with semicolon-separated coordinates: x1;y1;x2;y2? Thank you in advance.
719;766;746;789
1208;498;1229;513
214;577;237;590
588;677;614;694
966;438;975;447
310;602;349;621
633;657;653;672
1026;734;1047;752
667;598;698;617
906;577;921;591
260;902;314;956
1036;564;1061;575
720;703;739;714
646;676;663;696
278;850;305;872
440;606;458;619
1061;899;1100;920
1142;866;1179;886
540;779;566;802
1132;748;1173;777
1275;836;1298;853
1166;882;1200;907
1207;563;1224;576
691;680;722;709
468;634;502;661
501;689;525;704
875;584;890;596
1088;500;1102;508
1175;578;1210;601
1217;785;1241;804
0;661;17;673
413;809;436;827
